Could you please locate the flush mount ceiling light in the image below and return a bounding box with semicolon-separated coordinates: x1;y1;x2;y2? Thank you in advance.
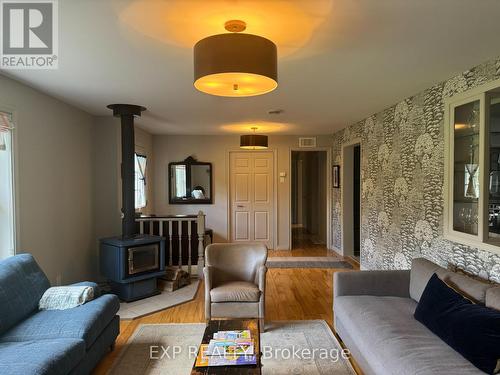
194;20;277;97
240;127;268;149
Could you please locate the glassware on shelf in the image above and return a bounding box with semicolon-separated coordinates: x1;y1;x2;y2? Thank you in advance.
465;164;478;198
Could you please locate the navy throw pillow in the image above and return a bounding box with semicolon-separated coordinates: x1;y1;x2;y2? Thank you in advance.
414;273;500;374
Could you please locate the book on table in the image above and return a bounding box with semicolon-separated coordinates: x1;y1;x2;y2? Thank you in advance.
213;330;251;340
195;330;257;367
195;344;257;367
206;339;254;356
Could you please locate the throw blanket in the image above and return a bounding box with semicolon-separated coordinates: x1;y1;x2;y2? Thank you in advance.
39;286;94;310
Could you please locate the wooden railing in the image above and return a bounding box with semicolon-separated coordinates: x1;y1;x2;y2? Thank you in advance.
136;211;206;278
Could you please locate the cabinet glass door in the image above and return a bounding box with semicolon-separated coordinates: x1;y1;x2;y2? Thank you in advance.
452;100;480;235
488;95;500;241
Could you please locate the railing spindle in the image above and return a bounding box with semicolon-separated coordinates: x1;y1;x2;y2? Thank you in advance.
178;220;183;269
187;221;192;275
197;211;205;279
168;221;173;267
136;213;205;278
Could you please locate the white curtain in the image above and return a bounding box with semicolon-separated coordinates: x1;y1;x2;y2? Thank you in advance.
174;165;186;198
0;112;13;152
135;154;147;209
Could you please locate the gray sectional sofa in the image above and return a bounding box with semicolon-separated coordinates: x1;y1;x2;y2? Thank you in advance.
334;258;500;375
0;254;120;375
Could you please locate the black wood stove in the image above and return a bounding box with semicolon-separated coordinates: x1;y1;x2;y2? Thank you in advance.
99;104;165;302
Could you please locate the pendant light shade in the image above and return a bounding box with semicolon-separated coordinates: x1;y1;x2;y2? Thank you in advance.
194;22;278;97
240;128;268;150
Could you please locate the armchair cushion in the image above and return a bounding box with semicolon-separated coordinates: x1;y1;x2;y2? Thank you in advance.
210;281;261;303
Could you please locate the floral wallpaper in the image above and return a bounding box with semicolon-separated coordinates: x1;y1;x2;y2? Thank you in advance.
332;56;500;282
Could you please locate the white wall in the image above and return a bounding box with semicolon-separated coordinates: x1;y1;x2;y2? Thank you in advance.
0;74;95;284
92;117;156;246
153;134;332;249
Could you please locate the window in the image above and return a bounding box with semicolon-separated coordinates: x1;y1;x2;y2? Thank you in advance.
173;165;187;198
134;153;147;210
0;111;15;259
444;80;500;253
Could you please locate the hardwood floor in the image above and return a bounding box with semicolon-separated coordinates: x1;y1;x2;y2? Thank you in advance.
92;248;359;374
270;248;347;258
291;227;329;251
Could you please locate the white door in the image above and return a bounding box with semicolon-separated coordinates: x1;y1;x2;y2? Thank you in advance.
230;152;274;248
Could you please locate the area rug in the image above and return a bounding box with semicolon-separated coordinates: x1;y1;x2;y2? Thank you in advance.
109;320;355;374
118;280;200;320
267;257;353;269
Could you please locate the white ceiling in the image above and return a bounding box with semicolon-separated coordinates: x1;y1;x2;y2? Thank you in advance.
2;0;500;135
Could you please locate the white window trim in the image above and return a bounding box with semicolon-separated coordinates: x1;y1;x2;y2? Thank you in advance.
0;106;18;256
134;153;147;210
444;77;500;255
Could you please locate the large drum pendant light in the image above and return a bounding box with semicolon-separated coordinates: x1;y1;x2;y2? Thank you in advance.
194;20;278;97
240;127;268;150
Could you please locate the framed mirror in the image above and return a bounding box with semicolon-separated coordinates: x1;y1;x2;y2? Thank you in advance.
169;156;213;204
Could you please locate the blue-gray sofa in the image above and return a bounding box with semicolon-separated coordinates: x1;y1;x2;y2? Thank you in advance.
0;254;120;375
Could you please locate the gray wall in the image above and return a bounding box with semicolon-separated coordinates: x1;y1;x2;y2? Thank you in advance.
332;55;500;281
153;134;332;249
92;117;156;263
0;81;156;284
0;74;95;284
92;116;121;245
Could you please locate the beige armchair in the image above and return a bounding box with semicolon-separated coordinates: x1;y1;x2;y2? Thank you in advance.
204;243;268;327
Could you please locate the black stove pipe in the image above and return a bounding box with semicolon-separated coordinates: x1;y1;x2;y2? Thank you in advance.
107;104;146;238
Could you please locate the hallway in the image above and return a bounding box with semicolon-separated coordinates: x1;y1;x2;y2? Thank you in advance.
291;227;333;254
291;150;328;250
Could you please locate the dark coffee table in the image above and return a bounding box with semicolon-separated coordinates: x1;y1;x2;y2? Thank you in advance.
191;319;261;374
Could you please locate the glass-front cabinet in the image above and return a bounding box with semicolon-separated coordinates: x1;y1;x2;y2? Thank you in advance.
445;87;500;252
452;99;480;236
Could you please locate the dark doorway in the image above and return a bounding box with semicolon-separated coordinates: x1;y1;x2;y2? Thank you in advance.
342;142;361;260
353;145;361;257
291;151;327;249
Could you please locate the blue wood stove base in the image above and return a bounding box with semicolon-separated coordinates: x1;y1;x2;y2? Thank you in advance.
100;235;166;302
111;278;160;302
